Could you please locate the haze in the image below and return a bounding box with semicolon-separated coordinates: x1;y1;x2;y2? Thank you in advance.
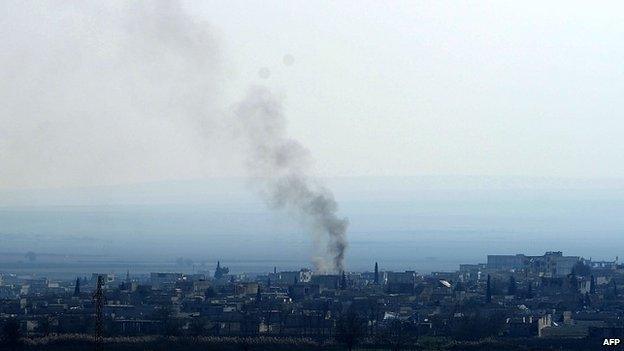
1;1;624;273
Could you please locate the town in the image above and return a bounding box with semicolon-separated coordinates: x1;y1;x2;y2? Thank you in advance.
0;251;622;350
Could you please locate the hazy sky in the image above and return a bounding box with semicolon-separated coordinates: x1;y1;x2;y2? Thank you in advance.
2;1;624;190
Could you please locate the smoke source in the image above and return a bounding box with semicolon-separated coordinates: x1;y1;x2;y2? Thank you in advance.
235;87;349;272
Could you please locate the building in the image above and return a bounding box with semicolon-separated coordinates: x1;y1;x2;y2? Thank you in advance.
270;269;312;285
386;271;417;294
534;252;580;277
487;252;580;277
310;274;341;290
150;273;183;290
487;255;526;270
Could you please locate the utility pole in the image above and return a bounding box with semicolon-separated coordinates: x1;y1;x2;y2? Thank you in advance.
93;275;105;351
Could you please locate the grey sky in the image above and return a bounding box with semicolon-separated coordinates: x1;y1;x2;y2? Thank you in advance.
2;1;624;190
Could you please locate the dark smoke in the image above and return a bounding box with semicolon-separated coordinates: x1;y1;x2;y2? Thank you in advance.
0;2;348;271
235;87;349;272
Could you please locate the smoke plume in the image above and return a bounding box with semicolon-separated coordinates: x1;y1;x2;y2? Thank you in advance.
0;2;348;271
235;88;349;272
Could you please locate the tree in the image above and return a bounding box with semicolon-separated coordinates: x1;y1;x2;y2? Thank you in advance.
378;319;418;351
240;303;257;336
204;286;216;298
151;306;180;336
74;277;81;296
582;292;592;307
452;311;505;341
454;281;464;293
567;273;578;293
256;285;262;302
335;309;366;351
278;303;292;335
572;261;591;276
37;317;52;337
364;298;381;337
1;318;22;350
189;317;207;336
607;279;618;300
507;276;517;296
374;262;379;285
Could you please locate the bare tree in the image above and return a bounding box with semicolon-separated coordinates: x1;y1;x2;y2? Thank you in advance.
278;303;292;336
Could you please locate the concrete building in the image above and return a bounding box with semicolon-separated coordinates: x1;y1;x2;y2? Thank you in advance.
150;273;183;290
386;271;417;294
270;269;312;285
487;252;580;277
310;274;341;290
487;255;526;270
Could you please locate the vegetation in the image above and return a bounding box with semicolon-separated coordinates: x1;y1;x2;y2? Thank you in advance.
1;318;22;350
0;334;605;351
334;309;366;351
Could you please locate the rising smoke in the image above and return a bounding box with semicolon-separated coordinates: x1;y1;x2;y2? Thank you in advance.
0;1;348;271
235;87;349;272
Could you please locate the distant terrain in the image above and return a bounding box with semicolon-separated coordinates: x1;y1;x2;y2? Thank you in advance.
1;176;623;276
